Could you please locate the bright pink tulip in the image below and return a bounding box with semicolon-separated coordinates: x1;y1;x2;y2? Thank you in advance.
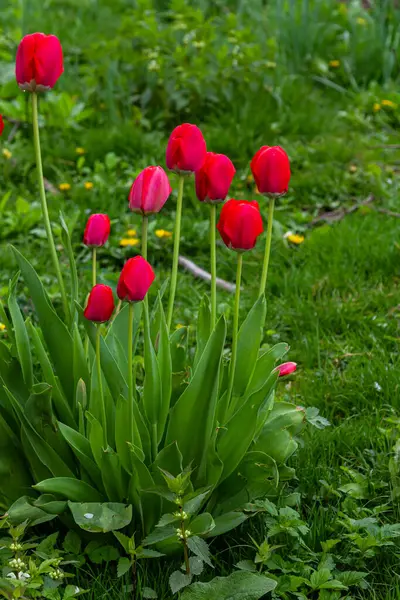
83;214;111;247
15;33;63;92
275;362;297;377
84;284;115;323
166;123;207;174
217;199;263;251
195;152;236;203
117;256;155;302
251;146;291;197
129;166;172;215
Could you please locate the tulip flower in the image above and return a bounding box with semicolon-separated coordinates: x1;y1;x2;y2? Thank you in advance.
166;123;207;174
0;115;4;137
15;33;64;92
129;166;172;215
195;152;236;204
275;362;297;377
217;199;263;252
84;284;115;323
117;256;155;303
250;146;290;198
83;214;111;248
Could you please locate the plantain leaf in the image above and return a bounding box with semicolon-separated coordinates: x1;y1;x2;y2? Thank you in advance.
8;273;33;390
34;477;104;502
69;501;132;532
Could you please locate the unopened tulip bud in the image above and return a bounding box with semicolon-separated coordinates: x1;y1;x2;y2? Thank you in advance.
15;33;64;92
251;146;290;197
275;362;297;377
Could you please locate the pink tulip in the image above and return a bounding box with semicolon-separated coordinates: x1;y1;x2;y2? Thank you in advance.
275;362;297;377
129;166;172;215
166;123;207;174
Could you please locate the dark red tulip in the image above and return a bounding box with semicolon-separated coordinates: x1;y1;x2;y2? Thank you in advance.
0;115;4;137
166;123;207;174
251;146;290;197
195;152;236;203
129;166;172;215
117;256;155;302
275;362;297;377
83;214;111;247
84;284;115;323
15;33;63;92
217;199;263;251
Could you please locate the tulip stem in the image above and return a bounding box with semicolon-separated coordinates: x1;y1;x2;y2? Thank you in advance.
210;204;217;328
227;253;242;410
96;325;107;448
31;92;69;322
167;174;184;331
142;215;148;261
92;247;97;287
127;302;134;444
259;197;275;297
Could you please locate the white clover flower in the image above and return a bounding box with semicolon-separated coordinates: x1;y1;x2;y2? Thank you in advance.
148;60;160;72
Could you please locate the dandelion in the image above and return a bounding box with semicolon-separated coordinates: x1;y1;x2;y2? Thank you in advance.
127;229;137;237
356;17;367;26
373;103;381;112
155;229;173;239
2;149;12;160
59;183;71;192
84;181;94;190
285;233;305;245
175;323;185;329
120;238;140;247
382;99;397;109
329;60;340;68
75;147;85;155
0;323;6;332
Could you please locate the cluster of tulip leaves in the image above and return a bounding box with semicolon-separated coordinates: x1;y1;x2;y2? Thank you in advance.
0;219;307;552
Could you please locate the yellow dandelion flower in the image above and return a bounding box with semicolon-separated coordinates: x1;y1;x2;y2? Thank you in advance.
175;323;185;329
0;323;6;332
59;183;71;192
84;182;94;190
356;17;367;26
75;147;85;155
329;60;340;68
349;165;358;173
382;99;397;109
127;229;137;237
373;103;381;112
155;229;173;239
246;174;253;184
2;149;12;160
120;238;140;247
286;233;305;245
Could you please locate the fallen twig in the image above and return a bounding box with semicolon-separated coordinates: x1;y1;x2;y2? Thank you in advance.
178;256;236;293
309;195;374;226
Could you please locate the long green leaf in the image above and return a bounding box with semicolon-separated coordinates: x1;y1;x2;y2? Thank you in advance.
8;273;33;389
193;295;211;371
156;297;171;443
58;422;103;489
60;212;78;323
34;477;104;502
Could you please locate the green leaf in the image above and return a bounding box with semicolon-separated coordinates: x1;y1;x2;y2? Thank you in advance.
34;477;104;502
190;513;215;536
186;536;213;567
142;588;158;599
167;317;226;485
207;512;248;537
193;295;211;371
246;342;288;396
8;273;33;389
33;494;67;515
86;542;119;564
236;560;257;572
7;496;56;526
180;571;277;600
117;557;132;577
142;309;162;429
69;501;132;533
170;570;193;594
142;525;177;546
113;531;131;553
63;531;82;555
310;568;332;589
335;571;367;586
156;297;172;443
137;548;165;559
187;556;204;576
183;489;211;516
58;422;103;488
60;212;79;322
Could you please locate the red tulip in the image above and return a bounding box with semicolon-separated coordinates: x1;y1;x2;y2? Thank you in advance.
15;33;63;92
275;362;297;377
129;166;172;215
195;152;236;203
83;214;111;247
117;256;155;302
251;146;290;197
166;123;207;174
0;115;4;137
84;284;115;323
217;199;263;251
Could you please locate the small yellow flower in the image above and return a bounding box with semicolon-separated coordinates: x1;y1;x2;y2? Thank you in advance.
175;323;185;329
59;183;71;192
246;174;253;184
0;323;6;332
155;229;173;239
382;99;397;109
373;103;382;112
84;182;94;190
329;60;340;68
75;147;85;155
285;233;305;245
127;229;137;237
2;149;12;160
349;165;358;173
120;238;140;247
357;17;367;26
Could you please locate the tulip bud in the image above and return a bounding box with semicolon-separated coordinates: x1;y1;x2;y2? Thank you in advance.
117;256;155;303
15;33;64;92
83;214;111;247
0;115;4;137
275;362;297;377
129;166;172;215
166;123;207;174
250;146;290;197
217;199;263;252
195;152;236;203
84;284;115;323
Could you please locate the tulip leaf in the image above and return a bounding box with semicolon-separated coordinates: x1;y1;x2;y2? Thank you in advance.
207;511;248;537
156;296;172;443
8;273;33;390
68;501;132;533
142;309;162;432
60;212;79;323
7;496;57;527
166;316;226;486
193;295;211;371
100;448;125;502
129;454;161;535
34;477;104;502
72;323;91;403
58;422;103;489
246;342;288;397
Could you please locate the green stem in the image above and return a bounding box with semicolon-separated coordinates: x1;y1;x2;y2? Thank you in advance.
167;174;184;330
141;215;148;260
31;92;69;321
259;197;275;297
96;325;107;448
92;247;97;287
127;302;134;444
210;203;217;328
227;253;242;409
